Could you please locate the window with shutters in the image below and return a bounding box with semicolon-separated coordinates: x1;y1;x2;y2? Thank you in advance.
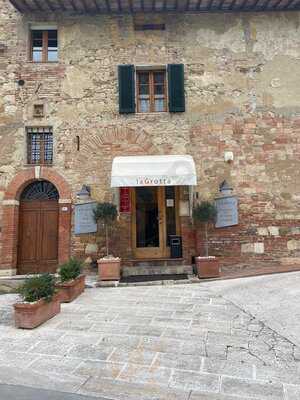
136;70;167;113
27;127;53;165
30;28;58;62
118;64;184;114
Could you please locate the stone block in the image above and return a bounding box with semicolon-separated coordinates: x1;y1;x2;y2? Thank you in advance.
118;364;172;386
257;227;269;236
108;348;156;366
79;377;190;400
169;370;220;392
241;242;264;254
221;377;284;399
256;365;300;385
152;352;203;371
284;384;300;400
75;360;123;379
190;393;248;400
85;244;98;255
287;240;300;251
97;333;140;349
30;356;82;375
202;357;253;379
268;226;279;236
290;227;300;235
67;344;114;361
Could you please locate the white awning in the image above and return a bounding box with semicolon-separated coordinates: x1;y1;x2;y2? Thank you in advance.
111;155;197;187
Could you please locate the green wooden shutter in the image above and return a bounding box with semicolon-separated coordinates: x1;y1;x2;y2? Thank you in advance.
118;65;135;114
168;64;185;113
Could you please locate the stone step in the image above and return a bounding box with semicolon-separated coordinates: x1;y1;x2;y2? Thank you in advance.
122;264;194;277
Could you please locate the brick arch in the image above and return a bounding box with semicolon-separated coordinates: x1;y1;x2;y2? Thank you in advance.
80;126;158;157
1;168;72;276
4;167;71;201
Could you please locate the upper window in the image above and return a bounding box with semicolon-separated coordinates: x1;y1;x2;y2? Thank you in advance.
118;64;185;114
137;70;167;113
31;29;58;62
27;127;53;165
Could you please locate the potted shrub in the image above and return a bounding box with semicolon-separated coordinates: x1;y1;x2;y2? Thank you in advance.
14;274;60;329
193;201;220;278
93;202;121;281
56;258;85;303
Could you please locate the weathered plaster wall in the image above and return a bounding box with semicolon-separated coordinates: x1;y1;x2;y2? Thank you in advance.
0;0;300;270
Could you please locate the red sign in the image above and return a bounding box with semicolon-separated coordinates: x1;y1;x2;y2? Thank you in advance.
120;187;131;213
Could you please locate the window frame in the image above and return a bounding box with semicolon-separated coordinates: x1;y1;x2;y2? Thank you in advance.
136;69;168;113
30;28;58;63
26;127;54;166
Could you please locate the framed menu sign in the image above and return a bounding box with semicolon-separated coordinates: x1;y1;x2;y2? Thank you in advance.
74;202;97;234
120;187;131;213
215;196;238;228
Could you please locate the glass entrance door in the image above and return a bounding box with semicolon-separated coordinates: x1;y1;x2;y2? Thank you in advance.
132;186;179;259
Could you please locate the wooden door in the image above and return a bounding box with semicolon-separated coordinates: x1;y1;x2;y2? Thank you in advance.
18;200;59;274
132;187;180;259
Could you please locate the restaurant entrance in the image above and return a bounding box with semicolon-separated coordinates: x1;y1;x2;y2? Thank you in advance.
131;186;179;259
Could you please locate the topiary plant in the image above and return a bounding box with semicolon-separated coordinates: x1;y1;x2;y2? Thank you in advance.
193;201;217;257
18;273;56;303
93;202;118;257
58;258;83;283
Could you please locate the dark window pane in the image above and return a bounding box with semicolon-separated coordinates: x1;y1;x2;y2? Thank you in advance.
139;84;149;95
32;30;43;62
47;30;58;62
139;73;149;84
154;84;164;95
154;72;164;84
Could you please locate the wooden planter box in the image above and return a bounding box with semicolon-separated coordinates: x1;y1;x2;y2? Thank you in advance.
56;275;85;303
14;294;61;329
196;256;220;278
97;258;121;281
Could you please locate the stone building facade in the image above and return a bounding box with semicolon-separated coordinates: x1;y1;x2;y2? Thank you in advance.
0;0;300;276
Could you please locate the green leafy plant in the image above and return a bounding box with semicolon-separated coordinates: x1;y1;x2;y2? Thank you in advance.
93;202;118;257
58;258;83;282
18;274;56;303
193;201;217;257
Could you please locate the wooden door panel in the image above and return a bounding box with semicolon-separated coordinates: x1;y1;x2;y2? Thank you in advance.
18;209;39;264
40;209;58;262
18;200;59;274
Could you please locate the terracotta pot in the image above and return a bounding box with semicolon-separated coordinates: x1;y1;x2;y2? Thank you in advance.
56;274;85;303
196;256;220;278
97;258;121;281
14;294;61;329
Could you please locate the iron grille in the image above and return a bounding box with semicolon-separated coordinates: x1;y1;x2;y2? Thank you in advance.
21;180;59;201
27;127;53;165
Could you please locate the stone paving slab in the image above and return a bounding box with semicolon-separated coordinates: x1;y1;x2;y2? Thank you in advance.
0;384;109;400
1;283;300;399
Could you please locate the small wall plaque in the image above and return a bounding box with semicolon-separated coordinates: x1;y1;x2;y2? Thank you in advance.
215;196;238;228
74;202;97;234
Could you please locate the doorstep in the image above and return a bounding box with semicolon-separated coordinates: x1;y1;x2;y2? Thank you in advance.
122;263;193;277
123;258;185;267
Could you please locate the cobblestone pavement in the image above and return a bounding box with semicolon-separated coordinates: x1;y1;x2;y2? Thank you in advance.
0;283;300;400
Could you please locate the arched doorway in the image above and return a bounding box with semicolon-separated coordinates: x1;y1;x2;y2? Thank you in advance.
18;180;59;274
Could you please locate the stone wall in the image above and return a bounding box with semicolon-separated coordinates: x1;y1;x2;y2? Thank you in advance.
0;0;300;271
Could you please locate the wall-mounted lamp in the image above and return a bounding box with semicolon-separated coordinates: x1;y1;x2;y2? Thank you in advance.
219;180;233;196
76;185;91;202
